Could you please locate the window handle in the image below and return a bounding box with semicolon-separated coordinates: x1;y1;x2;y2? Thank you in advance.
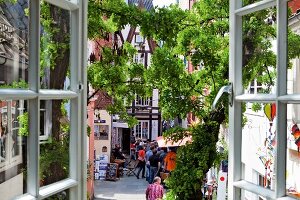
212;83;233;110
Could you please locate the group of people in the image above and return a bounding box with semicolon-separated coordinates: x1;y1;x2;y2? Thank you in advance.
131;139;177;200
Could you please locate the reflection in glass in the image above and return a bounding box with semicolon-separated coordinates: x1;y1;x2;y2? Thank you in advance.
242;0;263;7
0;100;27;198
242;103;276;190
44;190;69;200
0;101;8;163
242;9;277;94
242;189;266;200
40;1;70;90
286;104;300;198
40;99;70;186
0;0;29;88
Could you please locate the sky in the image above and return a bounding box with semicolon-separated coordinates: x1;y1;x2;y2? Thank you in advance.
153;0;177;8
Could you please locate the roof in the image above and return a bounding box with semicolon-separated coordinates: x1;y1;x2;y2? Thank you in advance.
128;0;153;11
94;91;113;110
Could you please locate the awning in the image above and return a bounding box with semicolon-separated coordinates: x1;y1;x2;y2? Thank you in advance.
156;136;192;147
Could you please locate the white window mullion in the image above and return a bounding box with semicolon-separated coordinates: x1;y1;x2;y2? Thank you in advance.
275;0;288;198
229;0;243;199
39;90;78;100
27;0;40;198
69;0;86;197
0;90;37;100
235;0;276;16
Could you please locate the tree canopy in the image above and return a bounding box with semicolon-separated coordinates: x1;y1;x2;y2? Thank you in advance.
87;0;300;199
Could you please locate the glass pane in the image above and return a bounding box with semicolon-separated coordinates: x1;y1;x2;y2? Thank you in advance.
242;9;277;94
0;0;29;88
242;189;266;200
287;4;300;95
242;103;277;190
40;99;70;186
0;100;28;199
286;104;300;198
40;1;70;90
0;101;8;163
43;190;69;200
242;0;265;7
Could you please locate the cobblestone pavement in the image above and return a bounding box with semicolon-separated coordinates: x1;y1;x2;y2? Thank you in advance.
94;172;149;200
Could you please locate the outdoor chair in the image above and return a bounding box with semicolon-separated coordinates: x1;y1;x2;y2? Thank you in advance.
125;159;138;176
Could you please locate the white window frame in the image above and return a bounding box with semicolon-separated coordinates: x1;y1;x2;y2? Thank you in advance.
248;79;264;94
229;0;290;199
135;95;150;106
134;34;144;45
0;0;87;199
134;53;144;65
134;120;149;140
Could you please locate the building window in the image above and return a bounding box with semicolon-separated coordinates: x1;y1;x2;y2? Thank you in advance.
135;95;150;106
134;54;144;65
134;34;144;45
135;121;149;140
248;79;264;94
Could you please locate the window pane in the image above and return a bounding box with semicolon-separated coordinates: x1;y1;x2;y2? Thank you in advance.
40;1;70;90
242;10;277;95
44;189;69;200
286;104;300;198
0;101;8;163
242;103;276;190
287;6;300;95
0;100;28;199
0;0;29;88
40;99;70;186
241;189;266;200
11;100;24;158
242;0;264;7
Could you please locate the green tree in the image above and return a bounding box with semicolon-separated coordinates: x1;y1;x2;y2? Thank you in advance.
87;0;300;199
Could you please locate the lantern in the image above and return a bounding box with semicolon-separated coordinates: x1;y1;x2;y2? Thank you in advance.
295;137;300;147
264;103;276;122
291;124;299;135
293;130;300;139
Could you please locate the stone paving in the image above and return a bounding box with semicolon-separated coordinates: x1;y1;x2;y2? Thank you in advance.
94;172;150;200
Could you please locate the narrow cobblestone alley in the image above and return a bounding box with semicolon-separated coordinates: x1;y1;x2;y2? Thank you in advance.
94;174;150;200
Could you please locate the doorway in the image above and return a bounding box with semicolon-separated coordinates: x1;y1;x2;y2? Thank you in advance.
122;128;131;154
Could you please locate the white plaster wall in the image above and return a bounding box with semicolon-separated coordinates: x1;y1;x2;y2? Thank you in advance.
0;173;23;200
152;89;159;109
94;110;112;159
178;0;189;10
152;120;158;140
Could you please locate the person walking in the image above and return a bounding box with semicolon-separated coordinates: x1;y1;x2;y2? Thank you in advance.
149;149;160;184
145;176;164;200
136;146;146;179
145;145;154;182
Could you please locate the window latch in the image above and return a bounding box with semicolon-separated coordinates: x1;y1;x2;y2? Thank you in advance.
212;83;233;110
77;82;83;92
